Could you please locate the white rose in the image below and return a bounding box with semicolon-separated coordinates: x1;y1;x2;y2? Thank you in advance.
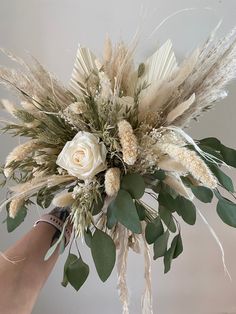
56;132;107;180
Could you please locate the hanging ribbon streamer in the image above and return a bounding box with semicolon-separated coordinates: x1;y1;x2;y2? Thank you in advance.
141;229;154;314
117;225;130;314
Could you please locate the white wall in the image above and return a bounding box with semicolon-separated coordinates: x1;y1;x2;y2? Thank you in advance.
1;1;236;313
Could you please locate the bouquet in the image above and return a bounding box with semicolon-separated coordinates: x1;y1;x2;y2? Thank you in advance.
1;22;236;313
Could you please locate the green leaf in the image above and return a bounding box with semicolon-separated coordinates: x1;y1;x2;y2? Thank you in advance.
164;236;179;273
220;145;236;168
159;206;176;232
59;237;66;255
173;233;183;259
191;186;213;203
44;222;68;261
121;173;145;199
135;201;146;221
162;182;179;198
199;137;221;150
109;190;142;233
145;217;164;244
217;199;236;228
175;196;196;225
84;229;93;248
209;164;234;192
91;229;116;282
158;191;176;212
153;170;166;180
200;137;236;168
66;254;89;291
153;230;169;260
91;196;104;216
198;145;223;160
106;206;117;229
61;253;77;287
7;206;27;232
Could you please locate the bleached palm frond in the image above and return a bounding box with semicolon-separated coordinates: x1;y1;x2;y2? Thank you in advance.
69;46;98;97
138;39;177;88
139;47;199;121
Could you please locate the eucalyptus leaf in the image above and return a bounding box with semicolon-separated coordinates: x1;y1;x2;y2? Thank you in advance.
135;201;146;221
217;199;236;228
153;230;169;260
175;196;196;225
61;253;77;287
158;191;176;212
66;254;89;291
59;237;66;255
7;206;27;232
106;205;117;229
91;229;116;282
108;190;142;234
121;173;145;199
91;196;104;216
191;186;213;203
173;233;183;259
44;221;68;261
164;236;179;273
200;137;236;168
153;170;166;181
145;217;164;244
198;145;223;160
159;205;176;233
84;229;93;248
209;164;234;192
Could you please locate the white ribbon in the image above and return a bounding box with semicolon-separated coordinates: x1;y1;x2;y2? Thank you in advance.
141;229;154;314
117;225;130;314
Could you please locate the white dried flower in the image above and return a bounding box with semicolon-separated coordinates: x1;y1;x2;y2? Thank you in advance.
118;120;138;165
56;132;107;180
52;192;74;208
105;168;121;196
158;143;217;189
